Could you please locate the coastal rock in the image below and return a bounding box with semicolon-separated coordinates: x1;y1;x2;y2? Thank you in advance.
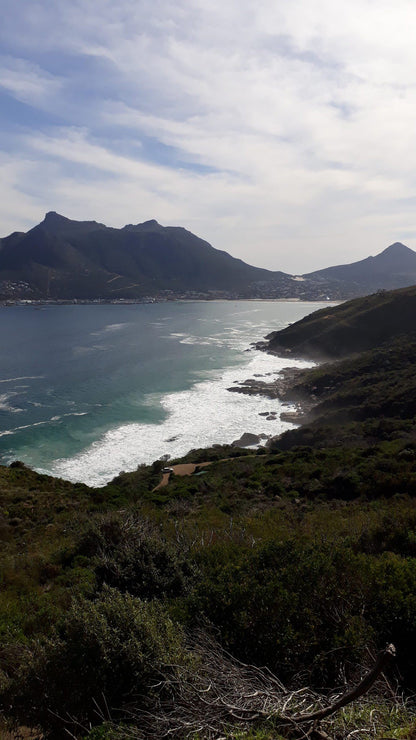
227;366;308;400
231;432;269;448
280;410;306;423
229;363;317;446
228;382;279;398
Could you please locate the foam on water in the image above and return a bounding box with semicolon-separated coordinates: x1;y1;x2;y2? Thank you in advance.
0;392;24;413
91;322;131;336
49;351;313;487
0;411;90;438
0;301;334;486
0;376;43;383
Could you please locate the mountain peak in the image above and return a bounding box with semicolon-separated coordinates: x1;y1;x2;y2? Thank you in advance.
123;219;162;232
380;242;413;255
40;213;106;235
374;242;416;267
304;239;416;294
43;211;70;224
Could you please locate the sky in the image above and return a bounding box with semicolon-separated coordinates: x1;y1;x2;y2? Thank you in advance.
1;0;416;274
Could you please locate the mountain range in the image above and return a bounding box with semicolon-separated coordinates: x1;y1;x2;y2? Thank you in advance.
1;212;416;301
0;212;290;300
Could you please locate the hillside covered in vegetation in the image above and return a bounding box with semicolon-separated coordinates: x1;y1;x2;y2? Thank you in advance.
2;285;416;739
262;283;416;359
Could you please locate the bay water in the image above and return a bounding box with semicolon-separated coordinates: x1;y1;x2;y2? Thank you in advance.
0;301;329;486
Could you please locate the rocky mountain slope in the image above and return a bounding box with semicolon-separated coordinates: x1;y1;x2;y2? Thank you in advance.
0;212;290;299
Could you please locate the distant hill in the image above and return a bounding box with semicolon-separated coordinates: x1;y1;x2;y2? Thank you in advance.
0;212;291;300
262;283;416;359
302;242;416;295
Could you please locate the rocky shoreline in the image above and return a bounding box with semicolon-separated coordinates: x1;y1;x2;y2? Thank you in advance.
227;365;317;448
227;365;307;400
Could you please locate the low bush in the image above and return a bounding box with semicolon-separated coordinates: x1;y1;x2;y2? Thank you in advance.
3;587;187;737
71;514;195;599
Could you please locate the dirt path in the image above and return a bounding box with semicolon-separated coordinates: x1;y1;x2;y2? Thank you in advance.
153;454;258;491
153;461;213;490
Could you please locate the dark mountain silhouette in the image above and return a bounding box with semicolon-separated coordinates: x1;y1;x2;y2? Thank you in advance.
2;214;416;300
303;242;416;294
0;212;290;299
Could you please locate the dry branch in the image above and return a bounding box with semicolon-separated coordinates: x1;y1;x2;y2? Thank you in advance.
290;644;397;725
113;635;397;740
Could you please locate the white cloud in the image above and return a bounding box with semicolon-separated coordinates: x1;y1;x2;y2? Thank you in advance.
1;0;416;271
0;154;51;233
0;55;62;107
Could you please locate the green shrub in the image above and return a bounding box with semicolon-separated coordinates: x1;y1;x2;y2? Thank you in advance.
72;514;195;599
186;540;373;684
4;587;187;736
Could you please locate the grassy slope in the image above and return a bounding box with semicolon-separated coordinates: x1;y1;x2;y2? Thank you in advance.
268;337;416;452
264;284;416;359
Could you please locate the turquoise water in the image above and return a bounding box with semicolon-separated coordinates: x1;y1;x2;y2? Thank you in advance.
0;301;329;485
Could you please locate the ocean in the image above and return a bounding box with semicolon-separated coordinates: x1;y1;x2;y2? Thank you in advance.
0;300;330;486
